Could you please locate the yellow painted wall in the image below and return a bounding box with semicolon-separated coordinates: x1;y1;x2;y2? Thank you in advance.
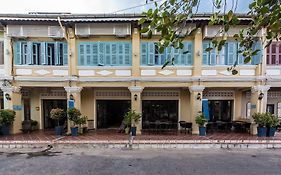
179;89;191;122
81;88;95;121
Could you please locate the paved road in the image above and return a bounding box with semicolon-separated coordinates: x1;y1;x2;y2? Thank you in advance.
0;147;281;175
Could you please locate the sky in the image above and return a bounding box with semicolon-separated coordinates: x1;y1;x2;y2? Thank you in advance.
0;0;252;14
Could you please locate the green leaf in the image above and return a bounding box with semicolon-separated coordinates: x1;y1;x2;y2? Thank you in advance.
140;27;149;33
147;30;152;39
205;47;213;52
138;18;146;25
162;60;170;69
232;69;238;75
244;56;251;63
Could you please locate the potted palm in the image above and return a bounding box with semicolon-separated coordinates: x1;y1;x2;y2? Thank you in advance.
252;113;267;137
77;116;88;134
123;110;141;136
67;108;81;136
50;108;65;136
195;113;208;136
0;109;16;135
266;113;279;137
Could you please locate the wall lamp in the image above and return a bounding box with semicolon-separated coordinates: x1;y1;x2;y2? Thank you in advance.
69;94;74;101
5;93;11;101
258;92;264;100
197;93;202;100
134;94;138;101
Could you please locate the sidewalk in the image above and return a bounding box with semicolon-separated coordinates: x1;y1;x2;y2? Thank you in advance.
1;130;281;149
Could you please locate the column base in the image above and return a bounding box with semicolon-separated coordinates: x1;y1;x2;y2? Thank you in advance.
250;123;257;135
192;130;199;135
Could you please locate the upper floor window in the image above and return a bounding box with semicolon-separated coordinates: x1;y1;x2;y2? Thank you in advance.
267;42;281;65
203;41;262;65
0;41;3;65
78;42;131;66
14;41;68;66
141;42;193;66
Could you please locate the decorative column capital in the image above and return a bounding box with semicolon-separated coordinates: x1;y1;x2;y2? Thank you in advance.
189;85;205;93
64;86;83;93
1;86;21;93
251;85;270;93
128;86;143;93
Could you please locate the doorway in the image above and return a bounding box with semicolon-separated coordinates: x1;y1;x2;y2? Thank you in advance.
43;99;67;129
96;100;131;129
208;100;233;122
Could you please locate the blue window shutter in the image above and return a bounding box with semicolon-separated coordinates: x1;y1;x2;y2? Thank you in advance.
124;43;130;65
14;42;21;65
141;42;148;65
40;42;47;65
63;43;68;65
54;42;59;65
252;41;263;65
26;42;32;65
92;43;98;65
210;47;216;65
227;42;237;65
78;44;85;66
118;43;124;65
202;42;210;65
111;43;117;65
98;43;105;66
186;42;192;65
85;44;91;65
105;43;111;65
147;43;155;65
202;99;210;121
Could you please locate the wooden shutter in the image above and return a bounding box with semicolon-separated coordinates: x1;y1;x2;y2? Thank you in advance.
111;43;117;65
26;42;32;65
14;42;21;65
141;42;148;65
118;43;124;65
63;43;68;65
0;42;3;64
40;42;47;65
147;43;155;65
202;42;210;65
186;42;192;65
78;44;85;66
252;41;263;65
124;43;130;65
98;43;105;66
92;43;98;65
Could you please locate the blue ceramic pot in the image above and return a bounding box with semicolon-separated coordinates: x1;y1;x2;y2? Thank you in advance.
267;127;276;137
257;127;267;137
1;125;10;136
199;126;206;136
131;127;137;136
71;127;78;136
55;126;63;136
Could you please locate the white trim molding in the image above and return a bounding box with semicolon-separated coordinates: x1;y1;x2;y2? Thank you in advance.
189;85;205;93
128;86;144;93
64;86;83;93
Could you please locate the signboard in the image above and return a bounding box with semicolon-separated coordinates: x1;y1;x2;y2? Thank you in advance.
68;100;75;109
13;105;22;111
251;104;256;109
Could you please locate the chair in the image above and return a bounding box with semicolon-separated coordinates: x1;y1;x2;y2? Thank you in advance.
179;121;192;134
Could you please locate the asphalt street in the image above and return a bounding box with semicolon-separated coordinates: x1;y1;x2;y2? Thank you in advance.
0;147;281;175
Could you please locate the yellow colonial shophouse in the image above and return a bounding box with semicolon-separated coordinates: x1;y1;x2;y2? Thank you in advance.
0;13;280;135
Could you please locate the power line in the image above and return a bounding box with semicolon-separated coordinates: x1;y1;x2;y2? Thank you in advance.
111;0;164;14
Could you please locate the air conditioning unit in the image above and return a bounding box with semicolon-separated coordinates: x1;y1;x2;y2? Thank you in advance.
75;23;131;37
48;26;64;38
75;24;90;36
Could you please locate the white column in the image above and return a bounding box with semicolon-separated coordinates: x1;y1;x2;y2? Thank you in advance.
128;86;143;134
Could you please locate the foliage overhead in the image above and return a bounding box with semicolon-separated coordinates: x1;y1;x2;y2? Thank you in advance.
141;0;281;73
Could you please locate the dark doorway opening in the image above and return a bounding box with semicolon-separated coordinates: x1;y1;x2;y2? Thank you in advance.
142;100;178;129
97;100;131;129
208;100;233;122
43;99;67;129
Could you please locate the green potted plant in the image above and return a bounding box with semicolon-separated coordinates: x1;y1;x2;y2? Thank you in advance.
31;120;38;131
266;113;279;137
50;108;65;136
0;109;16;135
252;112;267;137
123;110;141;136
77;116;88;134
67;108;81;136
195;112;208;136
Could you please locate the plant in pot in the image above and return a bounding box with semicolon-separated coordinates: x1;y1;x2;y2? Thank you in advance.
252;112;267;137
67;108;81;136
0;109;16;135
123;110;141;136
266;113;279;137
50;108;65;136
77;116;88;134
195;113;208;136
31;120;38;131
